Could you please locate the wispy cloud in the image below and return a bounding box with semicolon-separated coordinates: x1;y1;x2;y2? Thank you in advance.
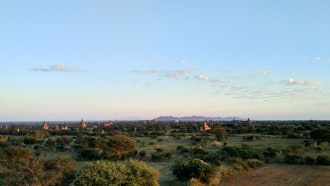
195;74;209;81
31;64;88;72
257;70;272;76
281;78;320;86
132;69;191;79
180;60;187;64
131;70;160;75
313;56;321;63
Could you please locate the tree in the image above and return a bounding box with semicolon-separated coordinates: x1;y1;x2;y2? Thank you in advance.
0;146;76;186
75;160;159;186
103;135;136;159
171;159;216;183
213;128;227;141
310;129;330;142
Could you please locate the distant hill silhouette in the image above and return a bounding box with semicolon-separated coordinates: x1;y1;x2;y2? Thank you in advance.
156;116;245;122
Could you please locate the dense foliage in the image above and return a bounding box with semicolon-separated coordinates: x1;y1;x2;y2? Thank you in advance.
75;160;159;186
0;146;76;186
171;159;216;183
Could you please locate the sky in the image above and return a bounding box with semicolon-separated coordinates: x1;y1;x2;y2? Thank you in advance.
1;0;330;121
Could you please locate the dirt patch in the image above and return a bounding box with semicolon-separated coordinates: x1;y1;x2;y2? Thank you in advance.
220;164;330;186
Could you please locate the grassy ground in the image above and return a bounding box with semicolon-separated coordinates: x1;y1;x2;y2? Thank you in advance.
220;164;330;186
133;133;329;186
29;132;330;186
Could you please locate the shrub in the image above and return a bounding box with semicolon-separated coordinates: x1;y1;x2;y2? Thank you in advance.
103;135;136;160
213;128;227;141
155;147;163;152
191;146;208;156
304;156;316;165
316;155;330;165
75;160;159;186
310;129;330;142
151;151;172;162
247;159;263;168
221;145;264;160
285;145;305;155
263;146;278;163
23;136;37;144
203;152;221;166
139;150;146;158
177;145;190;153
229;157;249;171
79;148;101;160
284;154;305;164
171;159;216;183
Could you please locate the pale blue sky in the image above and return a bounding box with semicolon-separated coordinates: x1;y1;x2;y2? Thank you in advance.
1;0;329;121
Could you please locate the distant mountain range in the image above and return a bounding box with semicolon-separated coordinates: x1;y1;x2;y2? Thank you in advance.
156;116;245;122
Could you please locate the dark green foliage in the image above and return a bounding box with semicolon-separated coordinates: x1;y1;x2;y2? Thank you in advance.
75;160;159;186
79;148;101;160
263;146;278;162
151;151;172;162
171;159;216;183
23;136;37;144
310;129;330;142
304;156;316;165
191;146;208;156
45;138;56;150
221;145;264;160
284;154;306;164
213;128;227;141
316;155;330;165
56;136;73;145
203;152;222;166
137;151;145;160
284;145;305;155
176;145;190;153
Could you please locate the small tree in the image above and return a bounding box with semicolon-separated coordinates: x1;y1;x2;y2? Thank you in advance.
310;129;330;142
213;128;227;141
103;135;136;159
171;159;216;183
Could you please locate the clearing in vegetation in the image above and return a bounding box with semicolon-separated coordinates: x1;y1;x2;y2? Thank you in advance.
220;164;330;186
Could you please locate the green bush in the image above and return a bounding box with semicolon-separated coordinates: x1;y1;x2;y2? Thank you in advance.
191;146;208;156
23;136;37;144
103;135;136;160
284;154;305;164
139;150;146;158
285;145;305;155
151;151;172;162
316;155;330;165
171;159;216;183
203;152;221;166
75;160;159;186
177;145;190;153
263;146;278;163
304;156;316;165
79;148;101;160
221;145;264;160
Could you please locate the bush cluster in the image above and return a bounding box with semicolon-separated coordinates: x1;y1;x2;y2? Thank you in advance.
75;160;159;186
171;159;216;183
